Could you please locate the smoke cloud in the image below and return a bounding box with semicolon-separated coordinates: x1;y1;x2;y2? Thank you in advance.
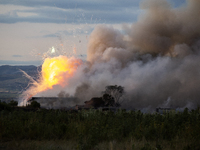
23;0;200;111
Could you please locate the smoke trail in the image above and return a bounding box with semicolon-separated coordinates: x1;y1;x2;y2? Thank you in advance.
19;69;39;86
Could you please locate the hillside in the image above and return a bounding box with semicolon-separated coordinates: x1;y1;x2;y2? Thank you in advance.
0;65;41;101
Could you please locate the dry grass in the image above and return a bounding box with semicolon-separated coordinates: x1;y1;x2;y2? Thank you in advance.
0;140;76;150
0;138;197;150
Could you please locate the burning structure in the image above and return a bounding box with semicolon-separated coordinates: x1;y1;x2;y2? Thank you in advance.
20;0;200;112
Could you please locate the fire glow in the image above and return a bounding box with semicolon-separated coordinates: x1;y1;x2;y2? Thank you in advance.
25;55;82;99
41;56;82;89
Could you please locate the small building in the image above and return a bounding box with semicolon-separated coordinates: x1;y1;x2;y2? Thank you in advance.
28;97;78;109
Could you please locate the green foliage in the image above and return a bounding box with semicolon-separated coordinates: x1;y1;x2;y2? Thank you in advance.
0;107;199;149
8;100;18;106
0;100;11;111
141;143;152;150
28;101;40;108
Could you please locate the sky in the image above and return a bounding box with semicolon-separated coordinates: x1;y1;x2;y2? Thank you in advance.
0;0;186;66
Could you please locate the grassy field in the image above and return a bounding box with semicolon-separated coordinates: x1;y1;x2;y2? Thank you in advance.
0;102;200;150
1;138;198;150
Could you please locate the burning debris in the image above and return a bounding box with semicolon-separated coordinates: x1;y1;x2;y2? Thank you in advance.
20;0;200;111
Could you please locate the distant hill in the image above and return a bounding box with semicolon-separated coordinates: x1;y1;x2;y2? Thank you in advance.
0;65;41;101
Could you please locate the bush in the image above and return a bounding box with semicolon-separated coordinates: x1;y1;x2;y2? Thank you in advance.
0;100;11;111
8;100;18;106
29;101;40;108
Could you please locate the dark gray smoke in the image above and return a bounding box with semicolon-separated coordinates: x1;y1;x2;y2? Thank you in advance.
30;0;200;111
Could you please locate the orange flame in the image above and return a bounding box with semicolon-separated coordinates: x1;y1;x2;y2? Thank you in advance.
38;55;82;92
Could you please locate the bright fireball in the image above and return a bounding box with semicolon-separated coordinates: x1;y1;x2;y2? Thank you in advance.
41;55;82;89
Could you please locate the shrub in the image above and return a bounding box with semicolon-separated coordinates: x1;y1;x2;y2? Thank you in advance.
29;101;40;108
8;100;18;106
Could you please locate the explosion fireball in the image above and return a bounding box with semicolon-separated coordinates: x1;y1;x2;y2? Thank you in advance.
41;56;82;90
20;55;82;104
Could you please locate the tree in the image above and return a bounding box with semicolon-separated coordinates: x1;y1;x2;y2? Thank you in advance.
8;100;18;106
102;85;124;104
0;100;11;111
30;101;40;108
102;93;115;106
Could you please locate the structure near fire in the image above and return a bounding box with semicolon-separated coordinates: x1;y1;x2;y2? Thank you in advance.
28;87;121;109
20;0;200;111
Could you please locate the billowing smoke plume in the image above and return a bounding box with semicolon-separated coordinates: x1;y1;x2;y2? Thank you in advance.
76;0;200;110
24;0;200;111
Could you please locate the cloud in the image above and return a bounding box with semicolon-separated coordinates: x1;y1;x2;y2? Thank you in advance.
0;0;186;24
0;0;143;24
42;33;59;38
12;55;23;57
0;0;139;10
42;25;95;38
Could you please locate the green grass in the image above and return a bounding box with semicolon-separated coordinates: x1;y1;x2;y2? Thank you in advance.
0;138;199;150
0;140;76;150
0;104;200;150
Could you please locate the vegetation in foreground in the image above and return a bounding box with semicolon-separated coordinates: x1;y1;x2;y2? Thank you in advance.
0;101;200;150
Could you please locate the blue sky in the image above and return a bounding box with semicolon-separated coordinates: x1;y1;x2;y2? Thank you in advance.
0;0;186;65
